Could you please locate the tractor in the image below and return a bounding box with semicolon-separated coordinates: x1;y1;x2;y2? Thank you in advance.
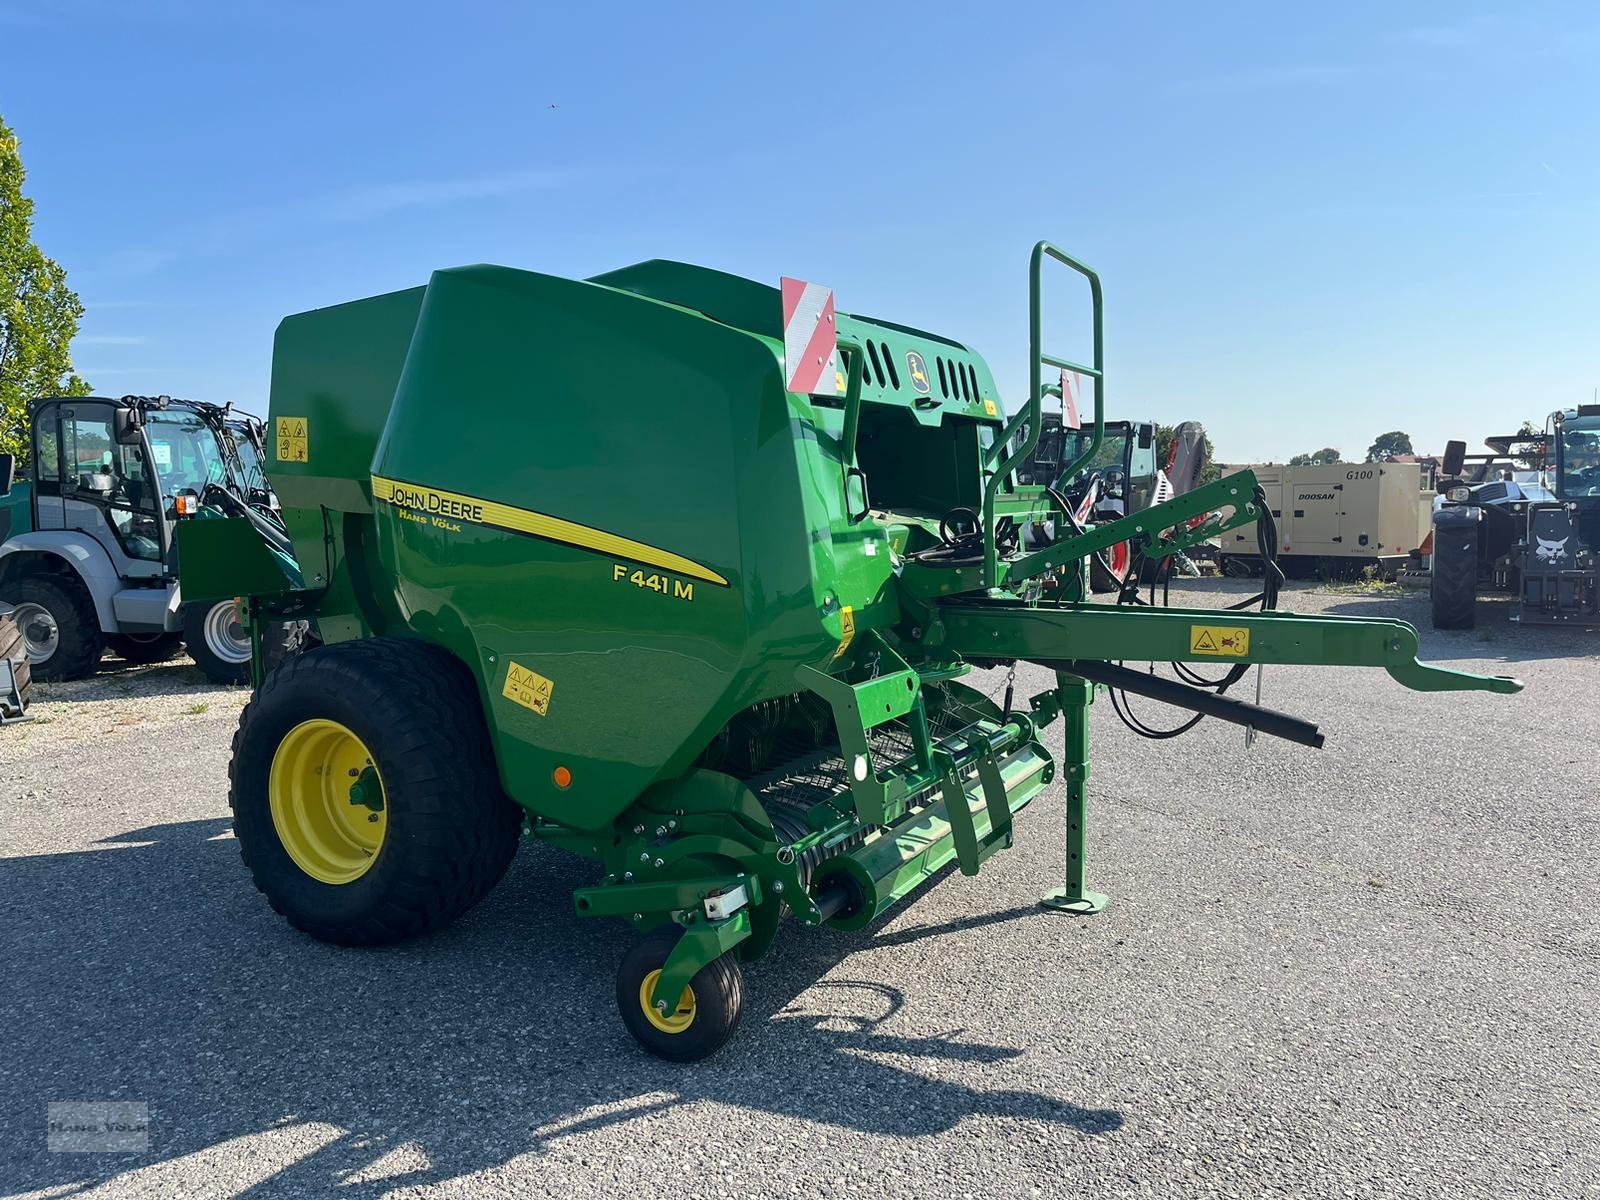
0;394;305;682
180;244;1519;1060
1013;410;1161;592
1429;407;1600;628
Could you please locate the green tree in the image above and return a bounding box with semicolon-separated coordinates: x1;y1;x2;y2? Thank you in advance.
1288;447;1342;466
1;114;90;464
1154;422;1219;484
1365;430;1413;462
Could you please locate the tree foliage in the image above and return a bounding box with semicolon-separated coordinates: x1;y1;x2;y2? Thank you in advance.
1365;430;1413;462
1;114;90;463
1288;447;1341;466
1511;419;1546;469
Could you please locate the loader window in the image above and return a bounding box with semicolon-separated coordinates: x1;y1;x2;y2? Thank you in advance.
1560;421;1600;496
60;407;163;562
35;421;61;492
146;411;229;499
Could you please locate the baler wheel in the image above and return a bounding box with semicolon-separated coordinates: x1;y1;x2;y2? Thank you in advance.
616;926;743;1062
229;638;523;946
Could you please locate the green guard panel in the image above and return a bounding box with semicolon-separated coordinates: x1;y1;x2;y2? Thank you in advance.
177;517;300;603
268;285;427;599
369;265;894;831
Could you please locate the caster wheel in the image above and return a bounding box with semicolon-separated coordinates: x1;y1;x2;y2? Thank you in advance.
616;925;743;1062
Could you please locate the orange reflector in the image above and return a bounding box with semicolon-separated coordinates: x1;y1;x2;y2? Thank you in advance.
553;766;573;789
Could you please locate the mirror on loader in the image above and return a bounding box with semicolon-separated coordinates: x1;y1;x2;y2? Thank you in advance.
0;453;13;499
1440;439;1467;488
113;405;144;445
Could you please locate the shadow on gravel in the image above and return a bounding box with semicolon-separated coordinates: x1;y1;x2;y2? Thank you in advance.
1;819;1121;1195
29;654;241;703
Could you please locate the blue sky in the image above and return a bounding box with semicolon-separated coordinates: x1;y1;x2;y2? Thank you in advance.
2;1;1596;463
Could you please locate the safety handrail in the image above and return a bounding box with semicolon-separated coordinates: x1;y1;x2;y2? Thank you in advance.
837;337;866;470
981;241;1104;588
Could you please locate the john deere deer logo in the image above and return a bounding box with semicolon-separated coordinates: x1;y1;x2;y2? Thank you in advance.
905;350;931;395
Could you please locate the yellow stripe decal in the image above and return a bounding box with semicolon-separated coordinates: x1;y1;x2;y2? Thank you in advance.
370;475;729;587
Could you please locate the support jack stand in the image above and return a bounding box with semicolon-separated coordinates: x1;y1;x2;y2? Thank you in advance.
1039;673;1108;916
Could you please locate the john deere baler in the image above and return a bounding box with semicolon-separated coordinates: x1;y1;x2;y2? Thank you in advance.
180;243;1519;1060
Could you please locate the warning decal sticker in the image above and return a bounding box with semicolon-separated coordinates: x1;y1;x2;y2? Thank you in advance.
503;662;554;716
832;605;855;660
276;416;309;463
1189;625;1250;657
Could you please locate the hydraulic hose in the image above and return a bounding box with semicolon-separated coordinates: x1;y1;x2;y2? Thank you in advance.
1030;658;1325;748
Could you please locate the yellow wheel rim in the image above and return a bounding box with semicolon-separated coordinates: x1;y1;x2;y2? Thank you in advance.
268;718;388;885
640;970;697;1034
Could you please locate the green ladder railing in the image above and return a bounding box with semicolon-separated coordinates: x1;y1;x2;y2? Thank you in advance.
981;241;1105;589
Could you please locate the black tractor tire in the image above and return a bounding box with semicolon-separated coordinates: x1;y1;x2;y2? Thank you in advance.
0;612;33;713
1430;522;1479;630
108;631;185;665
8;574;104;681
616;925;745;1062
230;637;523;946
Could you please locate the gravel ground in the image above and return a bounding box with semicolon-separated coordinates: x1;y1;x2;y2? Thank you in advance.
1;581;1596;1199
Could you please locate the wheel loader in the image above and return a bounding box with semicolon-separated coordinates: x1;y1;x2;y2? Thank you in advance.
182;243;1520;1060
1428;413;1600;628
0;395;305;682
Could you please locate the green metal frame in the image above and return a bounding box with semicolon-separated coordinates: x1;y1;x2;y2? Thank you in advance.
982;242;1105;589
1039;675;1105;914
933;600;1523;694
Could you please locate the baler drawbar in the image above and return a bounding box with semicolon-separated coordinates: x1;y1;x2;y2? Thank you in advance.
181;242;1519;1060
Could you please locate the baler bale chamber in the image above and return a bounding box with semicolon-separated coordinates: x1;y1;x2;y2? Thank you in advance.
179;242;1520;1061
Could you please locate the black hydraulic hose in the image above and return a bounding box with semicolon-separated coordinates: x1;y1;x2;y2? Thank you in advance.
1104;482;1282;738
1044;484;1129;587
1032;658;1326;749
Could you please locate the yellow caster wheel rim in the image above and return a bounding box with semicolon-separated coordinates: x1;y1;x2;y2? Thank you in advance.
640;969;697;1034
268;718;388;884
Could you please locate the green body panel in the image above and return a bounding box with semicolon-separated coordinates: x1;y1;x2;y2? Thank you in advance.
0;481;32;540
367;265;893;829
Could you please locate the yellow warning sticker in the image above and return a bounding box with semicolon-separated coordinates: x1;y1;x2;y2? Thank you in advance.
983;399;998;417
275;416;309;463
1190;625;1249;657
832;605;855;660
503;662;553;716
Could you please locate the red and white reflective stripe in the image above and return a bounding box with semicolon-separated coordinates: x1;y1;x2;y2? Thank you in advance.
781;276;841;396
1060;369;1081;429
